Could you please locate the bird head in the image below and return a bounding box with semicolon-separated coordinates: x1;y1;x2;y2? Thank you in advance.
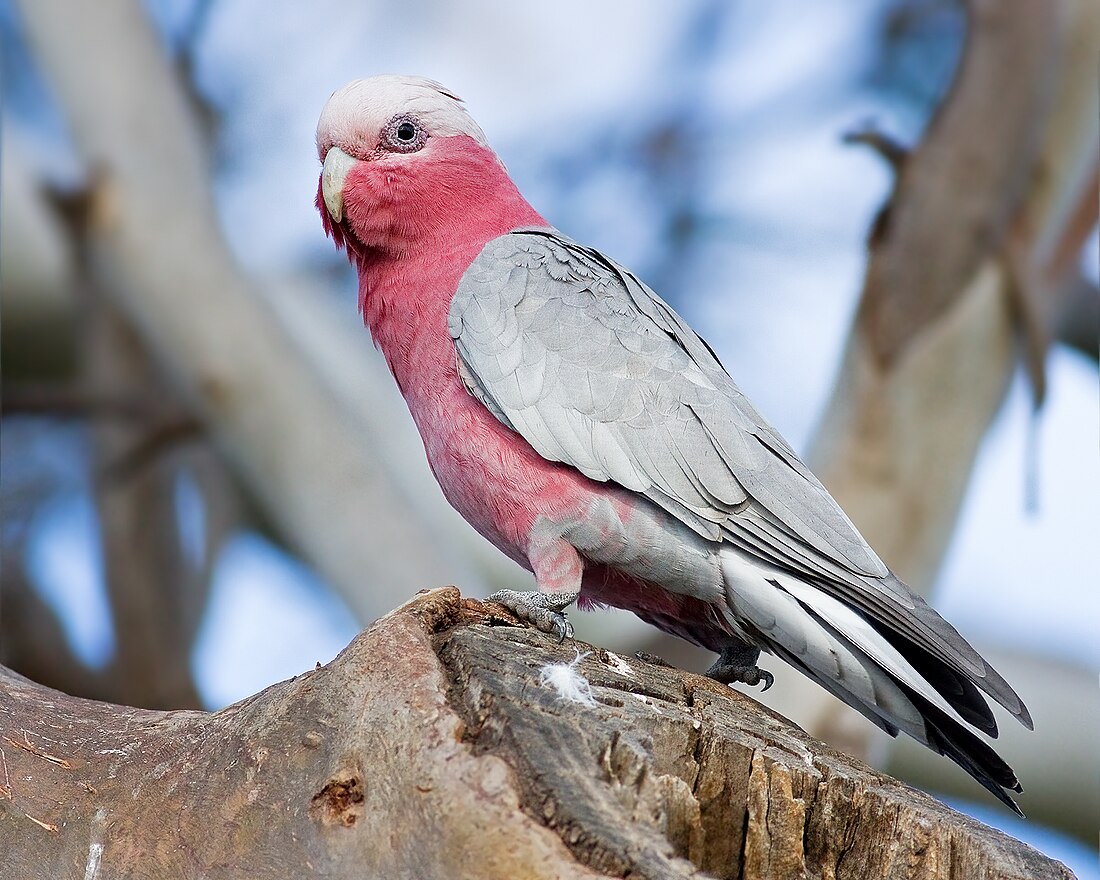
315;75;535;263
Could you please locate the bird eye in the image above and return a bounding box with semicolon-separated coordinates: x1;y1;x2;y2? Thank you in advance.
383;115;427;153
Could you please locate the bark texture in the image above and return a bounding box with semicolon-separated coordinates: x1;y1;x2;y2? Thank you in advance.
0;589;1073;880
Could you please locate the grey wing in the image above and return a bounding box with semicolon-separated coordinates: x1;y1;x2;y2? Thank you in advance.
449;228;1030;728
451;229;875;567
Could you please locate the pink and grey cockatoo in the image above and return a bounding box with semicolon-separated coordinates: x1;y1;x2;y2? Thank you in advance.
315;75;1031;812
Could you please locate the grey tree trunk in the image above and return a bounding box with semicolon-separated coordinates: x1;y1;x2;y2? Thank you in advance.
0;589;1074;880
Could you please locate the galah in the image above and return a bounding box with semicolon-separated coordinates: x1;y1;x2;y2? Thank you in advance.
315;75;1031;812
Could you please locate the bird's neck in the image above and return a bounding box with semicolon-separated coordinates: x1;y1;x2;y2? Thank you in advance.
351;149;545;399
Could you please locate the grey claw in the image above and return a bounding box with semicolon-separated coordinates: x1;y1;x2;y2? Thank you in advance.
707;664;773;691
705;643;773;691
551;613;574;643
487;589;579;643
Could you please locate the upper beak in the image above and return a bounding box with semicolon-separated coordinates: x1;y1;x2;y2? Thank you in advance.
321;146;356;223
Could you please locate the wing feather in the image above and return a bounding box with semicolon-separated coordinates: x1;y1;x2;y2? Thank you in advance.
448;228;1029;728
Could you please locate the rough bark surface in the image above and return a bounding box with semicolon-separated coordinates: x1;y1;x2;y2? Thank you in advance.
0;589;1073;880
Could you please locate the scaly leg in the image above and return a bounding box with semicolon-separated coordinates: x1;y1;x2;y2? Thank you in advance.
486;589;578;642
705;642;774;691
488;517;582;642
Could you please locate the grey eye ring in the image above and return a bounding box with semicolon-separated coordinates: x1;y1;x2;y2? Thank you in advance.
383;115;427;153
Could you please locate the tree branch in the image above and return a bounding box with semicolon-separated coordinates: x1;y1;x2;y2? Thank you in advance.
855;0;1060;366
85;297;207;710
0;589;1075;880
1053;272;1099;361
0;131;78;380
810;0;1098;591
796;0;1096;776
14;0;476;621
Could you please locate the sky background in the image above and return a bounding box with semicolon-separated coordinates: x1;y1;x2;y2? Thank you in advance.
3;1;1097;875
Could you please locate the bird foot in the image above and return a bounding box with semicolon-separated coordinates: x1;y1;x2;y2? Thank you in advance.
706;644;774;691
487;589;578;643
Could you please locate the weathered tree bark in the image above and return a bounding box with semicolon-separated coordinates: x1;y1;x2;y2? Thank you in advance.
0;589;1074;880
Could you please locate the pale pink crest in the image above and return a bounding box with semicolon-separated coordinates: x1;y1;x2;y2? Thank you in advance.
315;74;490;161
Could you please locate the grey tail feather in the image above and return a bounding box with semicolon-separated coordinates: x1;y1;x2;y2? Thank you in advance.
880;573;1034;732
760;636;1023;815
874;621;1001;737
904;689;1024;816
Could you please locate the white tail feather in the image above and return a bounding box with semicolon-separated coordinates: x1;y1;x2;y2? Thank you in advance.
719;548;969;736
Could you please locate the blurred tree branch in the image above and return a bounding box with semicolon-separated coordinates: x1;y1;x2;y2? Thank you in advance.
0;384;168;421
13;0;481;621
85;292;209;710
0;557;109;703
0;130;77;380
811;0;1097;591
797;0;1098;817
1053;272;1099;361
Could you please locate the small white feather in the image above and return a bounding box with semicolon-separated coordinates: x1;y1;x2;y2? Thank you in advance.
538;652;598;707
603;651;635;677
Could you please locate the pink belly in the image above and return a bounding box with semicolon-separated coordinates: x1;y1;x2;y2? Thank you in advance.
411;375;596;569
409;376;729;647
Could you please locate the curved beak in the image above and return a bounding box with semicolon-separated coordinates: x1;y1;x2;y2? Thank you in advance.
321;146;356;223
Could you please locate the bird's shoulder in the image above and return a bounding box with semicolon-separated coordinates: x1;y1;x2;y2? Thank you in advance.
449;227;888;581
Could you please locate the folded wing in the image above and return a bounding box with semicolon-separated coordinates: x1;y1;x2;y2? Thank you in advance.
448;228;1032;741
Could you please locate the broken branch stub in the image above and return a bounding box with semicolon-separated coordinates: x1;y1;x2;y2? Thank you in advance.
0;588;1075;880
